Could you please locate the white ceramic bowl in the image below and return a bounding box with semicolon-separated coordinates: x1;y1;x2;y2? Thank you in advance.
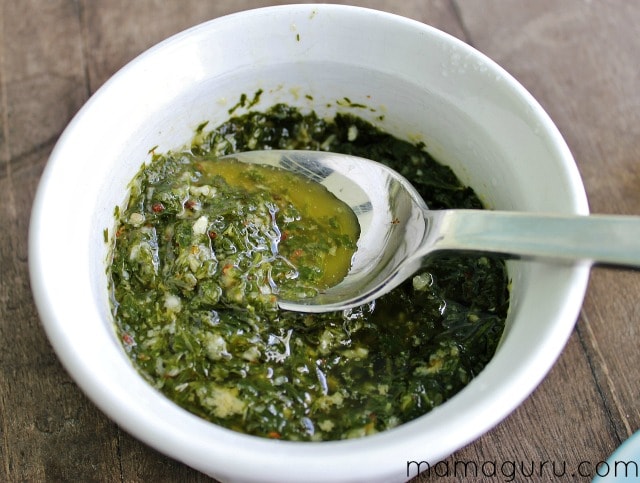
29;5;590;482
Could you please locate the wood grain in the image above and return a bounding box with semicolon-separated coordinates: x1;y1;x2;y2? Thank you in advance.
2;0;639;481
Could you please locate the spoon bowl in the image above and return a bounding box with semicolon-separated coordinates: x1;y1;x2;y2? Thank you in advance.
226;150;640;312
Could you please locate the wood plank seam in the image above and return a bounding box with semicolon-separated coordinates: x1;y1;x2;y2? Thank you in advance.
576;307;631;443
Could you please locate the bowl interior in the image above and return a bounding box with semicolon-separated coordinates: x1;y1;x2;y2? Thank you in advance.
30;5;589;483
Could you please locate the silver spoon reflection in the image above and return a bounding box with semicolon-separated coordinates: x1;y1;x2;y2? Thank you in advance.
223;150;640;313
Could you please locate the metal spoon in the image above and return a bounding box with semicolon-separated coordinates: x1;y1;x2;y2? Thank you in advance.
223;150;640;313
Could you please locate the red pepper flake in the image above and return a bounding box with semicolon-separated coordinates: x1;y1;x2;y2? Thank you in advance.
267;431;281;439
281;231;289;242
115;226;125;238
208;231;217;239
185;199;197;210
122;333;135;346
151;202;165;213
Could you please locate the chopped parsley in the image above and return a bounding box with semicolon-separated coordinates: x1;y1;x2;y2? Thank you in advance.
108;104;509;441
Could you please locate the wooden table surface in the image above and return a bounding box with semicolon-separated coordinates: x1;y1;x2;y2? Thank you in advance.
2;1;640;481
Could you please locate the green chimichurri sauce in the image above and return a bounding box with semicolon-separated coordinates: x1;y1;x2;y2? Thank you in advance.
109;103;510;441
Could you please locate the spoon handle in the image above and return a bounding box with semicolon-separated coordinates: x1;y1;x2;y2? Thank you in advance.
427;210;640;269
